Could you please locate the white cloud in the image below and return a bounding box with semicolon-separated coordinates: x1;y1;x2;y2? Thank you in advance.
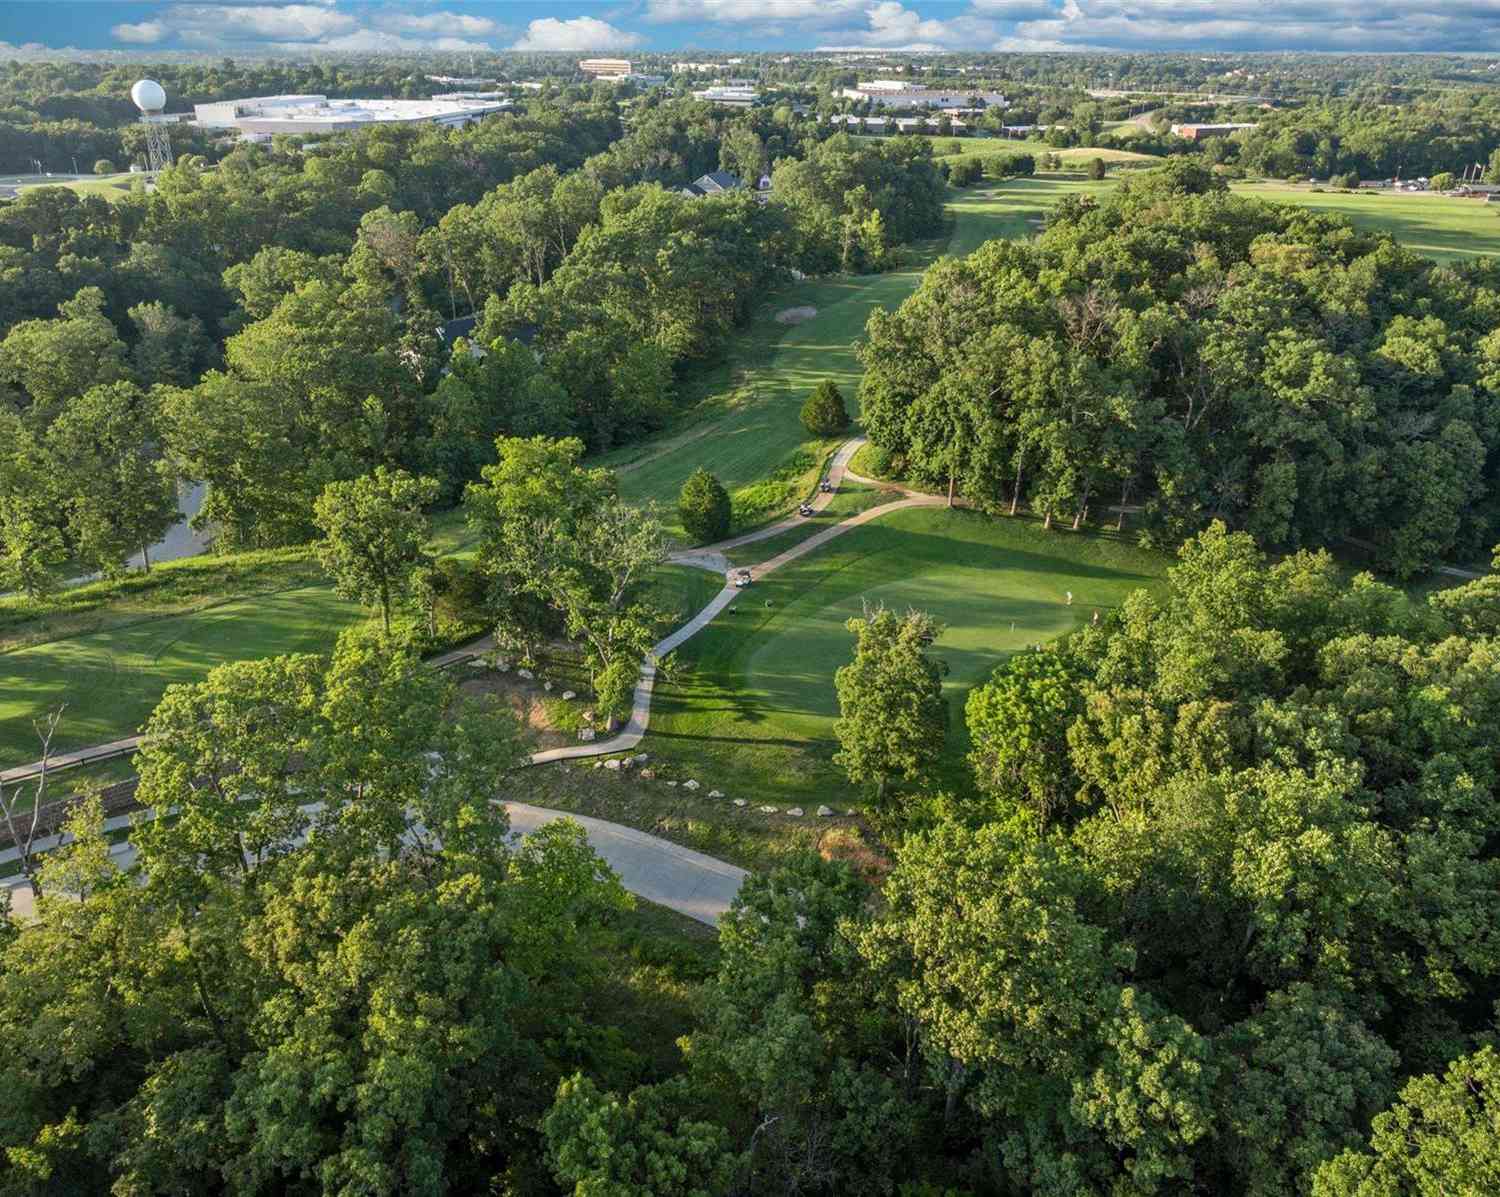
647;0;869;23
814;1;1005;49
375;11;501;37
1001;0;1500;52
149;2;506;52
511;16;644;51
112;20;167;45
277;29;495;52
165;4;359;43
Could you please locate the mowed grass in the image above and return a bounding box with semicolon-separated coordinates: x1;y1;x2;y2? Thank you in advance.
0;586;366;767
937;139;1162;165
605;179;1110;539
14;175;142;203
644;505;1169;807
0;559;718;770
604;244;948;538
1232;182;1500;264
946;175;1119;255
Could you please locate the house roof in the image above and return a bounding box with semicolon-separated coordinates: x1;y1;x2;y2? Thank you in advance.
694;170;742;193
437;314;478;345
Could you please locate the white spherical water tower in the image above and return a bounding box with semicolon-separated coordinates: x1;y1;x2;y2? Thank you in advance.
131;79;174;173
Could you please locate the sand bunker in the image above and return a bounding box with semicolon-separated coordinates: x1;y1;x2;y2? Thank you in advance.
775;305;818;325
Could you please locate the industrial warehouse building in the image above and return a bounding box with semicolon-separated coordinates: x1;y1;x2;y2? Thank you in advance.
1169;122;1258;141
838;80;1006;110
192;94;511;137
692;85;759;107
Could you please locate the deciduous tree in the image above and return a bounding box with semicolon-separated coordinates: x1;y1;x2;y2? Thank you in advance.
833;606;947;806
313;465;438;634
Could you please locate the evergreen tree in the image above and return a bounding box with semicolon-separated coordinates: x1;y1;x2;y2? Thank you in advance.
678;467;731;544
800;380;850;438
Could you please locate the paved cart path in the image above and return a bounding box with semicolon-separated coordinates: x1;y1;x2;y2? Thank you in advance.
2;434;927;923
3;437;909;784
4;799;748;926
503;802;747;925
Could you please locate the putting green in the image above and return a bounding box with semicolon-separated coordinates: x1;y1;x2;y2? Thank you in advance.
648;505;1168;804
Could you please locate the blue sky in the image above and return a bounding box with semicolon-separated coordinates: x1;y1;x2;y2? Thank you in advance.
3;1;1500;56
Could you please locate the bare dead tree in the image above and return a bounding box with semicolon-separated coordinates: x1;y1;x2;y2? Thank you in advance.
1056;287;1121;350
0;705;65;903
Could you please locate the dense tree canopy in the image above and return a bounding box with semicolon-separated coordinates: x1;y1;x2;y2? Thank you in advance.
860;161;1500;575
465;436;669;720
882;525;1500;1192
0;630;636;1193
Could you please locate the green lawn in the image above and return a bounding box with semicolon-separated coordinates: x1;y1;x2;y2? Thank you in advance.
945;176;1119;255
604;242;949;537
643;505;1170;807
15;174;142;202
0;557;716;770
606;179;1105;540
937;139;1162;166
0;586;366;767
1232;182;1500;264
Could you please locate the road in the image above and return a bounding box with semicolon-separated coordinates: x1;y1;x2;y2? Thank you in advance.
0;479;209;600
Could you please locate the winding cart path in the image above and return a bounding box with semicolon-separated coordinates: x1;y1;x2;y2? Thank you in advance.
3;435;927;924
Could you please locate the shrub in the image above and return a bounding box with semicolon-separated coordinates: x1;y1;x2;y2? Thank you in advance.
989;152;1035;179
678;467;731;543
948;158;984;187
801;380;850;437
864;444;899;478
93;159;117;175
1087;157;1107;181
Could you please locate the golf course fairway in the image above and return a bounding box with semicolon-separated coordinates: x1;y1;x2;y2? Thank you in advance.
646;504;1169;804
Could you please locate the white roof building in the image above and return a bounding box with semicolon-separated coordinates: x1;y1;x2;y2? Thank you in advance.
693;85;759;107
193;94;510;135
839;81;1005;110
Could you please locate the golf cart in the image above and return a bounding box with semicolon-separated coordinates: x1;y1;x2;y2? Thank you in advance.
734;568;753;588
